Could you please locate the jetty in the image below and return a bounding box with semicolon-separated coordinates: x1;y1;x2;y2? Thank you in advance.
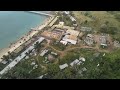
27;11;53;17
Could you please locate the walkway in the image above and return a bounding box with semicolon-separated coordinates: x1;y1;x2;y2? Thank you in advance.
27;11;53;17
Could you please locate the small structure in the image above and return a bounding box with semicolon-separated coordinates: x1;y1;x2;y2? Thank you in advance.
97;64;100;67
70;59;82;67
79;57;86;62
80;27;92;32
31;62;36;65
69;15;76;22
51;52;58;56
60;40;68;45
59;22;64;26
38;75;44;79
64;11;70;15
59;63;68;70
40;49;49;57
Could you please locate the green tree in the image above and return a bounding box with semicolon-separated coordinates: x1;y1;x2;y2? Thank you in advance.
47;63;60;77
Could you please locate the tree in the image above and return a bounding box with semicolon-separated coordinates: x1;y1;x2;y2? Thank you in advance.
47;64;60;77
2;55;9;62
34;41;41;53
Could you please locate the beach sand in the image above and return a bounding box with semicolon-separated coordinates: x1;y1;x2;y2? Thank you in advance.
0;15;55;62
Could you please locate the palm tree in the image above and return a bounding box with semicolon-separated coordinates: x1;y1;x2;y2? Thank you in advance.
2;55;9;62
34;41;41;53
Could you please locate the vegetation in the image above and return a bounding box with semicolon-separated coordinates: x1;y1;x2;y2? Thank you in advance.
51;42;66;51
1;11;120;79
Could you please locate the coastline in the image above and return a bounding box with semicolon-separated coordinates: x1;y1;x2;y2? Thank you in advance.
0;13;55;62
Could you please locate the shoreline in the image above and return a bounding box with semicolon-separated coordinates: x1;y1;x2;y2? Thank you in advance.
0;13;55;62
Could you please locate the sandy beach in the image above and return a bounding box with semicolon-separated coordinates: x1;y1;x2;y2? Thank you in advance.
0;15;54;62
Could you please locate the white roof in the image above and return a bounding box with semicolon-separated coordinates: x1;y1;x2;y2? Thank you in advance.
38;75;44;79
64;11;70;14
59;63;68;70
79;57;85;62
40;49;49;56
33;37;45;46
31;62;36;65
59;22;64;26
70;59;80;66
62;38;77;45
51;52;57;55
69;16;76;22
60;40;68;45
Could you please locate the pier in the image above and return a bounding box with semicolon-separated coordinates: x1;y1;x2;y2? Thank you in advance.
27;11;53;17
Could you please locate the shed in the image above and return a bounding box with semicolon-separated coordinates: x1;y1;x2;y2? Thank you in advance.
59;63;68;70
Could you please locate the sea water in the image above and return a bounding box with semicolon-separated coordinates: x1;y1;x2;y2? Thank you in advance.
0;11;47;49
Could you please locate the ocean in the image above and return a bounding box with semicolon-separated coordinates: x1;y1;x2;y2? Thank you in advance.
0;11;47;49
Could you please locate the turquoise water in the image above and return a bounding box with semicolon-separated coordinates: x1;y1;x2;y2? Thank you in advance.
0;11;47;49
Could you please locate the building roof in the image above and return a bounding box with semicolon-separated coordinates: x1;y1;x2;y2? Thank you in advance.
79;57;86;62
51;52;58;56
59;63;68;70
69;15;76;22
64;11;70;15
70;59;81;66
60;40;68;45
80;27;92;32
87;34;94;38
59;22;64;26
40;49;49;56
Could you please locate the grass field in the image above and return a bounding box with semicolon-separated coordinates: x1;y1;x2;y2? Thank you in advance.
73;11;120;31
